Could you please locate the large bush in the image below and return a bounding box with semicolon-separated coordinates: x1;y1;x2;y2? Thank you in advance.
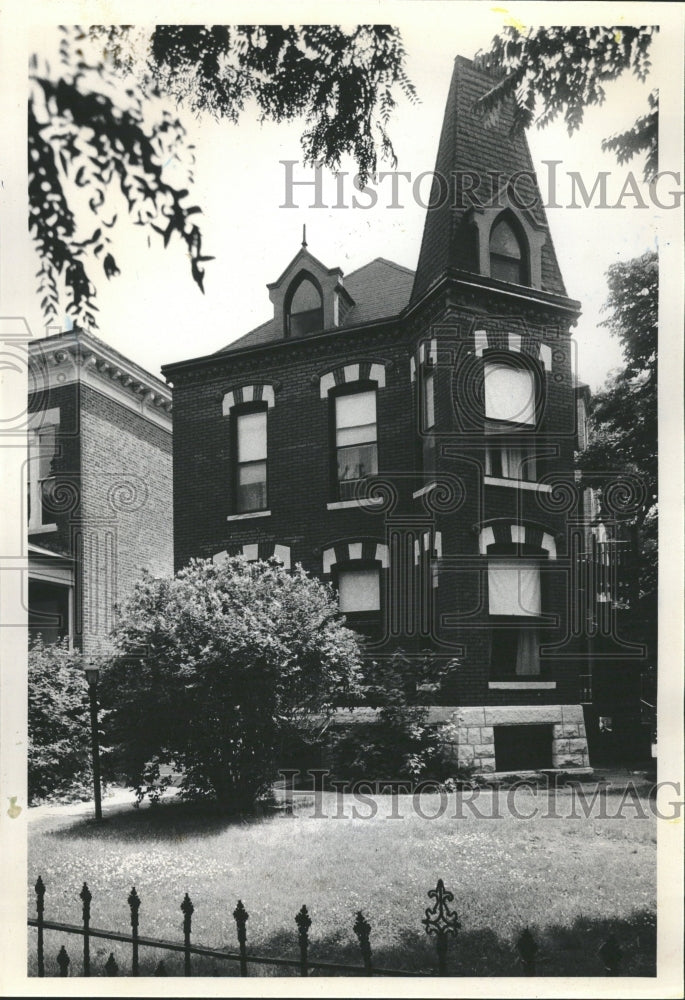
28;638;99;803
101;557;363;810
327;651;455;783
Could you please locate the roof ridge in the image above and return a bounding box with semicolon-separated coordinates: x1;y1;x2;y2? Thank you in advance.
345;256;415;280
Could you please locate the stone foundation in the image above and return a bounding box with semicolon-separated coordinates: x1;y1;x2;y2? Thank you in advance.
434;704;590;772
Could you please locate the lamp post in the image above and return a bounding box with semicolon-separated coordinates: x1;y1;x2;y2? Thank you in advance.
84;664;102;821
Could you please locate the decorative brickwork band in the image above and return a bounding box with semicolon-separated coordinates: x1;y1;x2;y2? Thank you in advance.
213;543;291;570
322;541;389;574
319;361;386;397
473;329;552;371
222;384;275;414
477;521;557;558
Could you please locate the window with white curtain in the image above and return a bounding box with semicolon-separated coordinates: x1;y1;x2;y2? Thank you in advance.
235;408;267;512
488;559;541;616
337;566;381;612
485;436;537;481
335;389;378;499
491;626;541;675
484;361;536;425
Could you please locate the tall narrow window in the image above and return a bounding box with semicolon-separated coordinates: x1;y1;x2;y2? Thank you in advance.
236;408;267;512
421;365;436;473
335;389;378;500
28;419;59;531
287;277;323;337
489;217;527;284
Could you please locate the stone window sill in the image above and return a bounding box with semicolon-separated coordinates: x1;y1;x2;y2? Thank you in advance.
327;498;384;511
28;523;58;534
226;510;271;522
484;477;552;493
488;680;557;690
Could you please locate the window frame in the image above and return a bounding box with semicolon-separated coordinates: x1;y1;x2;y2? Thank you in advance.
329;380;379;502
484;423;538;483
333;558;383;619
284;272;324;338
27;408;60;533
231;401;269;515
489;622;542;678
418;360;436;475
486;541;547;620
488;213;529;286
482;353;539;428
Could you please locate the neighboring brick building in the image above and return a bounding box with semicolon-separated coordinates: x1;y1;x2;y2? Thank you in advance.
27;329;173;655
162;56;599;773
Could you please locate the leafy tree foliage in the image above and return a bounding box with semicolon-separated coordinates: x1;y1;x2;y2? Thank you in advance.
30;25;415;329
576;250;657;598
474;26;658;179
28;638;106;803
100;557;363;810
328;651;456;783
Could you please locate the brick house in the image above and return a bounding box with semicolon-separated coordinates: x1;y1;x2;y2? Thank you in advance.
162;56;596;773
27;329;173;655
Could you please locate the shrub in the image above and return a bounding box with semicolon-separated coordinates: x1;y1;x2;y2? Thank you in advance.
28;638;106;803
101;557;363;811
327;651;456;783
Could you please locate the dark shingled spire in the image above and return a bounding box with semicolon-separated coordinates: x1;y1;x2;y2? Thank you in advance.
411;55;567;302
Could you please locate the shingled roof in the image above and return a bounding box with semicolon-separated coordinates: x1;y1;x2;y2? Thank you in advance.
411;55;566;302
216;257;414;355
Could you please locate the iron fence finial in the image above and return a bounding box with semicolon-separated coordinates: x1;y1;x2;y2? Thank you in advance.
422;879;460;937
422;879;460;976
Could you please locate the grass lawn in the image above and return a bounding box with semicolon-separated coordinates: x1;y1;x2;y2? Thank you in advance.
28;783;656;978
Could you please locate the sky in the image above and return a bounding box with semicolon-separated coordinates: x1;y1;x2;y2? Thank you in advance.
24;12;674;391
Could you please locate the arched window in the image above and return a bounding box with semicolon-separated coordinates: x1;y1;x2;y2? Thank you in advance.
489;216;527;285
286;275;323;337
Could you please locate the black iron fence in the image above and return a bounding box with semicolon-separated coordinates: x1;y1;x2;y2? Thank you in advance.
28;876;626;978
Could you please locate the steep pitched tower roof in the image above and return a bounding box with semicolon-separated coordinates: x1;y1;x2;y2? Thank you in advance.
411;55;567;302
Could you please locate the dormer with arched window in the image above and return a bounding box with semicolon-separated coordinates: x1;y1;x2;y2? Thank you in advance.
267;245;355;339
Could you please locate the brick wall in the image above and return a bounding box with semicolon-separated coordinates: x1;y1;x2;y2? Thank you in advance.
78;384;172;654
170;276;583;708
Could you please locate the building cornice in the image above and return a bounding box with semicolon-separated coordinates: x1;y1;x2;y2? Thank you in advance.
162;316;402;383
29;331;172;431
164;270;581;386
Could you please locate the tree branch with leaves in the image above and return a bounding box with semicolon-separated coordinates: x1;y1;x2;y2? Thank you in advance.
474;25;658;180
29;24;415;329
